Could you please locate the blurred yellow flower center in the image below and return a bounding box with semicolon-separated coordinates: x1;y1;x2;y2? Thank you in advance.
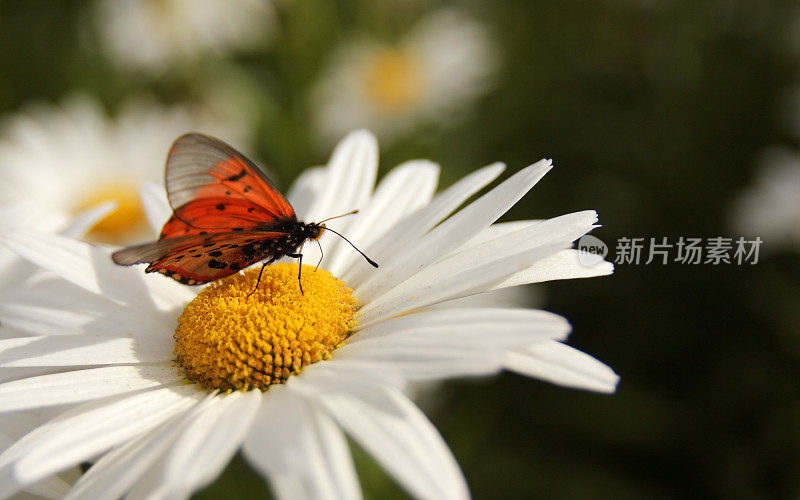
74;180;147;242
364;48;425;113
174;263;358;391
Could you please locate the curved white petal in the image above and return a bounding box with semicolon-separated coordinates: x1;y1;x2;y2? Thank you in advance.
328;160;439;277
65;392;219;500
346;162;504;288
358;210;596;325
355;161;551;305
288;167;326;220
0;385;202;492
1;230;164;312
139;181;172;234
0;365;182;412
294;378;468;500
243;386;361;500
487;249;614;289
338;308;569;380
304;130;378;225
153;390;262;499
0;335;171;367
504;341;619;393
61;202;117;239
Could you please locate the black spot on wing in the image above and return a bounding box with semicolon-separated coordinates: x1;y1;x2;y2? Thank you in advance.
229;263;241;271
216;204;226;211
208;250;222;257
227;170;246;181
208;260;227;269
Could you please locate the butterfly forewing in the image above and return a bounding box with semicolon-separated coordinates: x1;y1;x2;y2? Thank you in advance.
164;133;295;233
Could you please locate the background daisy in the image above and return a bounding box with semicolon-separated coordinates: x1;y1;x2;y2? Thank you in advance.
93;0;276;75
0;95;248;244
730;147;800;252
311;9;496;145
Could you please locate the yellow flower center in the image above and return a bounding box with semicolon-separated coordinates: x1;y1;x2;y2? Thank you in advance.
73;180;148;243
174;263;358;391
364;48;425;114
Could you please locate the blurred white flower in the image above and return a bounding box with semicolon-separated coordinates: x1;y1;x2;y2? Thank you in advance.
94;0;275;74
0;131;615;499
312;10;497;144
0;95;249;245
731;147;800;252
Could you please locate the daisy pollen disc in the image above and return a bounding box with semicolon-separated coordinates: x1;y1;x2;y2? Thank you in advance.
74;179;148;241
364;48;425;113
174;262;358;391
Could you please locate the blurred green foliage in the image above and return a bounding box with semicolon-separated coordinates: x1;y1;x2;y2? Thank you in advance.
1;0;798;497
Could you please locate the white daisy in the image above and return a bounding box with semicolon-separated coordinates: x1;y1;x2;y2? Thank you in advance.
0;94;249;245
93;0;275;75
312;9;497;144
0;131;616;499
730;146;800;251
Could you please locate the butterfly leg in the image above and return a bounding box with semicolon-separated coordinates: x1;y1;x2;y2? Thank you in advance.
288;253;303;295
247;256;278;298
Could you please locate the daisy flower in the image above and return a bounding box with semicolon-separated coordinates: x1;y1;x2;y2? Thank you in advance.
93;0;275;75
0;94;249;245
0;131;617;499
312;9;497;144
730;146;800;252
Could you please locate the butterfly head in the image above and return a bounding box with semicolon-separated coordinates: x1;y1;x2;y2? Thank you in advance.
305;223;325;242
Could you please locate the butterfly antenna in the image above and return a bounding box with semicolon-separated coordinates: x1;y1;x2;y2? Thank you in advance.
323;227;378;268
318;209;359;224
315;240;323;271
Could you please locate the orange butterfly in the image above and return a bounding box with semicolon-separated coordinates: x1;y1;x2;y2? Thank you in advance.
112;133;377;292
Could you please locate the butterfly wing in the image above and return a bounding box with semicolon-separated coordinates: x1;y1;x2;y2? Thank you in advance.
162;133;296;237
112;231;290;284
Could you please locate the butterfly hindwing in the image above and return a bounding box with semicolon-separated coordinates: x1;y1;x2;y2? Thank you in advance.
162;133;295;237
112;231;290;284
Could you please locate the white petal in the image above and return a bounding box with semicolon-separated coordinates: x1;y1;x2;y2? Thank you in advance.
301;132;378;272
0;335;171;367
243;386;361;500
327;160;439;277
139;181;172;234
487;249;614;289
355;160;552;305
345;162;504;288
358;211;596;326
0;365;182;412
295;379;468;500
0;276;173;338
288;166;326;219
153;390;262;499
65;393;219;500
337;308;570;380
0;385;203;489
455;220;541;250
23;475;72;499
504;341;619;393
304;130;378;224
1;230;160;312
61;202;117;239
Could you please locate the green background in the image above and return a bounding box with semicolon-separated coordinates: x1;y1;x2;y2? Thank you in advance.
1;0;798;497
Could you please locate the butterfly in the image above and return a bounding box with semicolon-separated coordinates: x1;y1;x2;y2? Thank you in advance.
112;133;377;293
